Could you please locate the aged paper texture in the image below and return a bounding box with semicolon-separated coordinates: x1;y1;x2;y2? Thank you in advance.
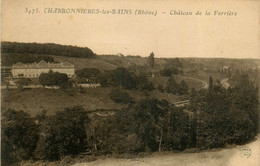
1;0;259;166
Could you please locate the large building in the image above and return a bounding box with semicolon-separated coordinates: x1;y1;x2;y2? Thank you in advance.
11;60;75;78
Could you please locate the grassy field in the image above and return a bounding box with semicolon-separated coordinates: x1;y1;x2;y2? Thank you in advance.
53;55;167;71
1;87;185;117
53;56;118;71
1;74;205;117
1;88;123;117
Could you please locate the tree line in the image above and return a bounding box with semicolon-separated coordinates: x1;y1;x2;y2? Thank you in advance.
1;42;96;59
86;67;155;91
1;53;55;66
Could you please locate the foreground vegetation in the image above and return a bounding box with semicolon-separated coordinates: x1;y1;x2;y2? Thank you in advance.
2;74;258;166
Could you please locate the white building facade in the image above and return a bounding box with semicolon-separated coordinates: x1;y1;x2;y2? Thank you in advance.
12;60;75;78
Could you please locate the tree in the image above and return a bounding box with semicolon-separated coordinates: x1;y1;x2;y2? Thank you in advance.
160;67;181;76
76;68;101;79
179;80;189;95
1;109;39;165
191;75;258;149
39;70;69;87
157;84;164;92
112;67;137;89
166;108;191;150
96;71;112;87
136;74;155;91
131;98;170;151
148;52;155;68
209;76;213;90
16;78;32;89
165;77;179;94
110;88;134;104
34;107;89;160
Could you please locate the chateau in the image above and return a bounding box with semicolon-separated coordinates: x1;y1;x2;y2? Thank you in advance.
11;60;75;78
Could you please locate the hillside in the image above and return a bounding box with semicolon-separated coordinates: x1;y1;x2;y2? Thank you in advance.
53;55;167;71
2;87;189;117
1;42;95;58
1;88;123;117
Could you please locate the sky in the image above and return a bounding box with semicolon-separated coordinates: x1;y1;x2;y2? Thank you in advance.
1;0;259;59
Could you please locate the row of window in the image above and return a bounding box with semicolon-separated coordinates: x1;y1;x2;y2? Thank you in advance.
17;74;73;77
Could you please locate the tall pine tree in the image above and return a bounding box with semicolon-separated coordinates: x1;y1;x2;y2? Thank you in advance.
209;76;213;90
148;52;155;67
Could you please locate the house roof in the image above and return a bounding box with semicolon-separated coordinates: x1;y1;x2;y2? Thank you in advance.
12;60;74;69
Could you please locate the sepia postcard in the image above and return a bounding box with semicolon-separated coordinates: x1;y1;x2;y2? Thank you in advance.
1;0;259;166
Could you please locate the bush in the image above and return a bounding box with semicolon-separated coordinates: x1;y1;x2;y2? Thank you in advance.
34;107;89;161
76;68;101;79
1;109;39;165
136;75;155;91
110;88;134;104
112;67;137;90
166;78;189;95
179;80;188;95
165;77;179;94
160;67;180;76
16;78;32;88
196;109;255;149
39;70;69;87
166;109;191;151
157;84;164;92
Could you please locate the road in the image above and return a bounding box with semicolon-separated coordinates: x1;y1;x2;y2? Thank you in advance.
173;75;208;107
73;135;259;166
173;75;208;90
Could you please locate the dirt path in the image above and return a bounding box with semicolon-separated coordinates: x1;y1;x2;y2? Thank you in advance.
73;135;259;166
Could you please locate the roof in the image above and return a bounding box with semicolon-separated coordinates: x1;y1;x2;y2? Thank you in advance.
12;60;74;69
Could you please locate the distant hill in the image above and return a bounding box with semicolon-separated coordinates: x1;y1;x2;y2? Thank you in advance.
1;42;96;58
1;53;55;66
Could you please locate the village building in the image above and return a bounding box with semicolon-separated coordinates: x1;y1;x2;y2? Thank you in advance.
1;66;12;78
11;60;75;78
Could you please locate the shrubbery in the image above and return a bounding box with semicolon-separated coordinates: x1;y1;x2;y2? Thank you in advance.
166;77;189;95
96;67;154;91
157;84;164;92
34;107;89;160
1;109;39;165
76;68;101;79
39;70;69;87
160;67;183;76
110;88;134;104
191;75;258;148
